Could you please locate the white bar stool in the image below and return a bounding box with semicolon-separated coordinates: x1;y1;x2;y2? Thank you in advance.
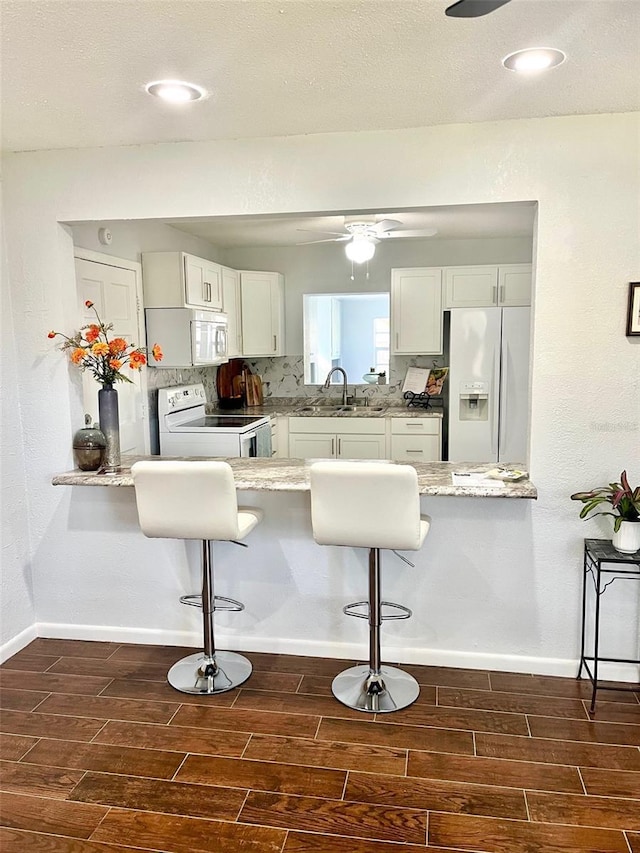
131;460;263;695
310;460;431;713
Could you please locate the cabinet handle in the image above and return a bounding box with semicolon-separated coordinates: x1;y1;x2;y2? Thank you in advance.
332;438;336;456
493;285;497;304
338;438;341;455
406;422;423;428
406;449;424;454
203;281;208;302
273;334;277;352
396;332;399;350
208;282;212;302
499;284;505;304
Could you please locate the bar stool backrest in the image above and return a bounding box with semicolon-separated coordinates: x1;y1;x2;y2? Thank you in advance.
310;461;423;551
131;460;241;541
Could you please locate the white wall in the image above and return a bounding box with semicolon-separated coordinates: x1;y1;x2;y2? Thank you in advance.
70;219;224;264
1;201;36;655
3;113;639;674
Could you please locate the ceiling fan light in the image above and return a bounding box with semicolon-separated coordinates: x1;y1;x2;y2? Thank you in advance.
345;236;376;264
502;48;566;74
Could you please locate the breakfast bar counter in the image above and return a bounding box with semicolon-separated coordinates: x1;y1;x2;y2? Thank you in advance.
52;456;537;498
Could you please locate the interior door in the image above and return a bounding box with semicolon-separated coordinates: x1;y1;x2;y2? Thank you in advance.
75;256;148;454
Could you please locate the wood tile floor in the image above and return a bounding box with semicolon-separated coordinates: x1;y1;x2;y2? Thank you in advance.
1;639;639;852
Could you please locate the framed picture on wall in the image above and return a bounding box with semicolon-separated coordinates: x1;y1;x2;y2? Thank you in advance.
627;282;640;336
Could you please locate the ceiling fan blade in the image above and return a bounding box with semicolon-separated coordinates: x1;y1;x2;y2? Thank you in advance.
373;218;403;233
445;0;511;18
296;228;349;237
296;236;351;245
384;228;438;238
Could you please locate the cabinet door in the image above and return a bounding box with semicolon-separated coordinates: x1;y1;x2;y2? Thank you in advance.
498;264;532;307
184;255;208;307
221;266;242;357
184;255;222;309
337;434;387;459
289;434;336;459
444;266;498;308
390;434;441;461
203;261;223;309
391;268;443;355
241;272;285;356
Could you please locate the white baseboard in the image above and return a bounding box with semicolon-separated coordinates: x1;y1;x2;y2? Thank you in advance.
0;623;38;663
30;622;640;683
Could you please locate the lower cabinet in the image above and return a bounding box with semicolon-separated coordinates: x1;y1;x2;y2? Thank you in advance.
288;417;387;460
390;417;442;461
286;415;442;460
289;432;386;459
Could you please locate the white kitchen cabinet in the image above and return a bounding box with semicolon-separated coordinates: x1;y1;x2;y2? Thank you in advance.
142;251;223;310
271;415;289;459
389;417;442;462
391;267;443;355
288;416;387;460
289;433;386;459
498;264;532;306
444;264;531;308
240;271;285;356
444;266;498;308
221;265;242;357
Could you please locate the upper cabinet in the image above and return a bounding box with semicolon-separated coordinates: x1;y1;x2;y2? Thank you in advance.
142;252;223;310
391;267;443;355
221;265;243;358
444;263;532;308
497;264;532;307
240;271;285;357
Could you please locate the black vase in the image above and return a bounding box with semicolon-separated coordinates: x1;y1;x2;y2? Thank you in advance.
98;384;121;472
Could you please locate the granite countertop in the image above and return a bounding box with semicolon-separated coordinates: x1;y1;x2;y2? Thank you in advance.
52;456;536;498
209;398;443;419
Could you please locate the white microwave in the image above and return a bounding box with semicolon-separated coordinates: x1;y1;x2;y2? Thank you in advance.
145;308;229;367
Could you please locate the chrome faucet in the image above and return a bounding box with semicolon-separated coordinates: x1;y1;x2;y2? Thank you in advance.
323;367;349;405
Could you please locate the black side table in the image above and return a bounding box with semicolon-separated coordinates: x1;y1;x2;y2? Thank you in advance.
578;538;640;714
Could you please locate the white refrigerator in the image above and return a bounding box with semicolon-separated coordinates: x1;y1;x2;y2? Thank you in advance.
448;307;531;463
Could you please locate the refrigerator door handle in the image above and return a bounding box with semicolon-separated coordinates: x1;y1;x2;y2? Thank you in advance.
491;342;501;459
500;337;508;455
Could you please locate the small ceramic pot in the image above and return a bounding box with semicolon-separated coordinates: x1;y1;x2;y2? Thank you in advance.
612;520;640;554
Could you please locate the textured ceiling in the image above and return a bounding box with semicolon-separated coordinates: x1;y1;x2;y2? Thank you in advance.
2;0;639;153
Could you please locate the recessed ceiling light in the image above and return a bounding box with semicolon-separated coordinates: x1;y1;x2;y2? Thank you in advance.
502;48;566;74
145;80;206;103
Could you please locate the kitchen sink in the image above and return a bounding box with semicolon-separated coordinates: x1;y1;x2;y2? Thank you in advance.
296;405;343;413
296;404;386;413
337;405;386;413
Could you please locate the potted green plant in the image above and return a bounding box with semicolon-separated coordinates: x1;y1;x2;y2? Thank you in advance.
571;470;640;553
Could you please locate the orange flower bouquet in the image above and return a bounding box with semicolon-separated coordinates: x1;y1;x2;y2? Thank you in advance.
48;301;163;385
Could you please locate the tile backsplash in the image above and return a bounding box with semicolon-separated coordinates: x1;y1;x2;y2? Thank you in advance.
244;354;447;402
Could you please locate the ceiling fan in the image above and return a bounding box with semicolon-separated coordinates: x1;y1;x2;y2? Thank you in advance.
445;0;511;18
297;216;438;264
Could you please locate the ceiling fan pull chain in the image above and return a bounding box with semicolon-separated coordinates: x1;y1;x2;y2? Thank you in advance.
350;259;355;281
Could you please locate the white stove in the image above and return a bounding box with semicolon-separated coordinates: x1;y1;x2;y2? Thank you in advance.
158;384;271;458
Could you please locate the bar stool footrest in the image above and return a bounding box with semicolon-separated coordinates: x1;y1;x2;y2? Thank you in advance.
343;600;412;621
179;594;244;612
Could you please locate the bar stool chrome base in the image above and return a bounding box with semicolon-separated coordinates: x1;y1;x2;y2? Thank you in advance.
168;651;252;695
331;664;419;713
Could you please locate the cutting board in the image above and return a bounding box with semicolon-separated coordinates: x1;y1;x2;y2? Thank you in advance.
216;358;248;405
245;373;264;407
